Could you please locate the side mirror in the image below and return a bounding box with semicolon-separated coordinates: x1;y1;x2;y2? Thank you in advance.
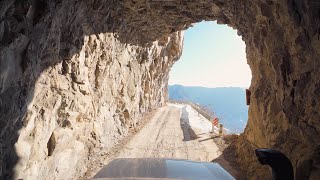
255;148;293;180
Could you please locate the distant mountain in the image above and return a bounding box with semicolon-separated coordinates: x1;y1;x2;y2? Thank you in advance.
168;84;248;134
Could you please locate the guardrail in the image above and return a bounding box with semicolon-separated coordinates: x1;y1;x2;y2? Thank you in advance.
169;100;225;135
189;103;212;120
169;100;213;120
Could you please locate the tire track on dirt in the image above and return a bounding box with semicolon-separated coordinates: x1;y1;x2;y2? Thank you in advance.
148;107;177;157
87;104;225;179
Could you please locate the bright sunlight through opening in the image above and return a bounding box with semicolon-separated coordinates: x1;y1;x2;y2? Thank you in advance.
168;21;251;134
169;21;251;88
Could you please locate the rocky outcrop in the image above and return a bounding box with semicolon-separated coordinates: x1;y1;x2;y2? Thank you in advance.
1;0;319;179
0;1;183;179
111;1;320;179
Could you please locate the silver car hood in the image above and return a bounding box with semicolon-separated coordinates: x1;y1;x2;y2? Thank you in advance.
92;158;235;180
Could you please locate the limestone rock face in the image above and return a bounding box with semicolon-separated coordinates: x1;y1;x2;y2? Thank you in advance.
0;0;319;179
0;1;182;179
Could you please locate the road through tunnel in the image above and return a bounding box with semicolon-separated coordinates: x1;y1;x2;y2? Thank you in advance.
0;0;319;179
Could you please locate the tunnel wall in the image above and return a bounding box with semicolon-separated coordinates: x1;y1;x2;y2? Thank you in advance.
0;1;183;179
0;0;319;179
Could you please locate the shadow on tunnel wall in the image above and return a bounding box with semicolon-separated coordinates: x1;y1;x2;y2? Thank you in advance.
0;0;209;178
0;0;190;178
1;0;320;179
0;0;108;178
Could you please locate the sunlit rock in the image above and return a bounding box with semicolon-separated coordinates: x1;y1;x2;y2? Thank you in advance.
0;0;319;179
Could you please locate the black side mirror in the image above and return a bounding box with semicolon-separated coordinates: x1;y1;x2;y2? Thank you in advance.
255;148;293;180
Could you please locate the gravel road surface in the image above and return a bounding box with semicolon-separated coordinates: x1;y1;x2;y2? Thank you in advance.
85;104;222;179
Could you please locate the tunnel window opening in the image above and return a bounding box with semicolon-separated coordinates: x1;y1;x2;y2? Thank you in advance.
168;21;251;134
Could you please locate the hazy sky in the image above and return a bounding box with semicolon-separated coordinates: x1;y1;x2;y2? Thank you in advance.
168;21;251;88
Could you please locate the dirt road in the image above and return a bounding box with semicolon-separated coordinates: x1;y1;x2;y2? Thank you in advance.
116;104;221;161
85;104;222;179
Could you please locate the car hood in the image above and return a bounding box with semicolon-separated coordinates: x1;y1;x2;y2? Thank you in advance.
92;158;235;180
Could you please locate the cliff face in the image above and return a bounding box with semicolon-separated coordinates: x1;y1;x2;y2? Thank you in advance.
0;0;319;179
0;1;183;179
11;33;182;180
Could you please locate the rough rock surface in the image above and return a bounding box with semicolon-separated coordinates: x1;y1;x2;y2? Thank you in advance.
0;0;320;179
0;1;182;179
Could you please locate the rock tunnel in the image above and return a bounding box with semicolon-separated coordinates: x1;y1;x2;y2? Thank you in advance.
0;0;319;179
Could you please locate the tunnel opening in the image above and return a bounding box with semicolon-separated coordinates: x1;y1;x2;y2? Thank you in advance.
168;21;251;134
0;1;319;179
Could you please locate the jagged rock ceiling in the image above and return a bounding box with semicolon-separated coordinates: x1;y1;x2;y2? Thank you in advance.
0;0;319;179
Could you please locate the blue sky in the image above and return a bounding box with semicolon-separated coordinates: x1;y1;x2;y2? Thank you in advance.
168;21;251;88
